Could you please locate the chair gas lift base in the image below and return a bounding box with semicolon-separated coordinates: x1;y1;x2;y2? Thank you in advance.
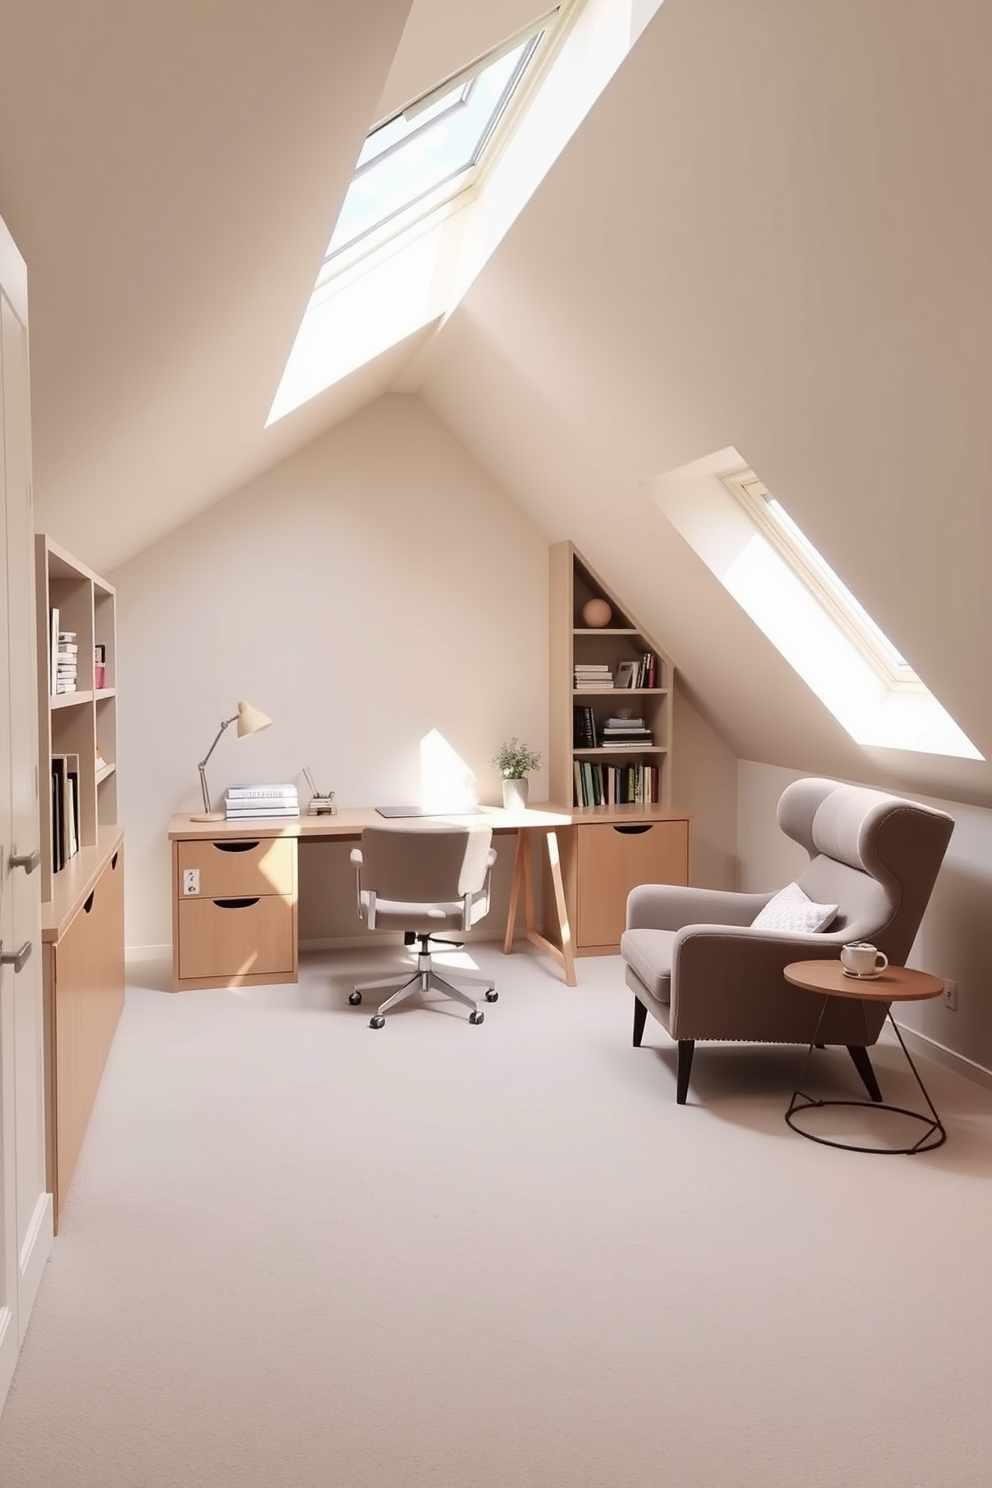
350;931;499;1028
784;961;947;1154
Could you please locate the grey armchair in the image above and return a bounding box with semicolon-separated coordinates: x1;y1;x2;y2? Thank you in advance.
349;822;499;1029
621;777;954;1103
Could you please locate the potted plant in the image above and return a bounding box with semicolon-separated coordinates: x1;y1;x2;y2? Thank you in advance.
491;738;542;810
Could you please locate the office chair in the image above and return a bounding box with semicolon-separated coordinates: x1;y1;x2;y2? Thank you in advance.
621;776;954;1103
349;822;499;1028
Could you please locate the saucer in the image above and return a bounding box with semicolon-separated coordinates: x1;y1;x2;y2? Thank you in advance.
841;968;881;979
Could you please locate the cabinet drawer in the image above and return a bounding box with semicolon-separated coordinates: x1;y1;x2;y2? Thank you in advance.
576;819;689;950
177;836;296;899
177;895;296;981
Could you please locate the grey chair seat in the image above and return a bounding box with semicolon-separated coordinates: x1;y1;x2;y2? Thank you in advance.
350;822;498;1027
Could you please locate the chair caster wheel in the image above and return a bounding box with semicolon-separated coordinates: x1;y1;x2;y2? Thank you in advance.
485;989;498;1002
369;1015;385;1029
349;991;362;1006
469;1009;484;1025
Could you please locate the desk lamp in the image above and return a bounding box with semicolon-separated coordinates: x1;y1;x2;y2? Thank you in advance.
192;700;272;821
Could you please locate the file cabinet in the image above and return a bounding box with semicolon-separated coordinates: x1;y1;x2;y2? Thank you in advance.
171;835;298;991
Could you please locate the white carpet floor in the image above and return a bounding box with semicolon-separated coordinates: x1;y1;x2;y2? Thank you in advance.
0;943;990;1488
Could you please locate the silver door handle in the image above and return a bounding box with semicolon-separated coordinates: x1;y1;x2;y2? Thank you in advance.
9;847;41;874
0;941;32;973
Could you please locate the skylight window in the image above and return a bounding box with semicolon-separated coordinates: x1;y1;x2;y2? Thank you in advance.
649;451;982;761
321;24;550;278
724;472;918;688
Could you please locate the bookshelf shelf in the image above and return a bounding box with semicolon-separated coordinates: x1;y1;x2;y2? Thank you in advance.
51;690;94;709
573;746;668;757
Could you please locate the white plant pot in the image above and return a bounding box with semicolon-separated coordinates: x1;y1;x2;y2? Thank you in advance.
502;777;529;810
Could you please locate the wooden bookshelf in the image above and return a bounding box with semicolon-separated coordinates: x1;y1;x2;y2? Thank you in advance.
34;533;124;1230
549;540;675;810
35;534;119;904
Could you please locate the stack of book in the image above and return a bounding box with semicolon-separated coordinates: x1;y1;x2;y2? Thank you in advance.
55;630;78;693
599;715;653;747
225;784;300;819
574;663;613;690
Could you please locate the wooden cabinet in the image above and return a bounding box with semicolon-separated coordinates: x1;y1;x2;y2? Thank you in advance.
550;814;690;955
171;834;298;992
44;840;125;1230
32;536;124;1232
550;540;675;810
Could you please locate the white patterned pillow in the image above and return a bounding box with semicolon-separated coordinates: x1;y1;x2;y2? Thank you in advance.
751;881;838;933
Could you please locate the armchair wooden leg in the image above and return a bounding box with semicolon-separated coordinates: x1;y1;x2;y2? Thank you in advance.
676;1039;694;1104
632;997;647;1048
847;1045;883;1102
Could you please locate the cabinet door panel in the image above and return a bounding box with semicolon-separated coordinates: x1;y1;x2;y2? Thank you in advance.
576;820;689;949
177;896;295;981
177;837;296;899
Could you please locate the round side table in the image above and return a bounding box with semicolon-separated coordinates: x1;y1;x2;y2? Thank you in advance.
783;960;946;1154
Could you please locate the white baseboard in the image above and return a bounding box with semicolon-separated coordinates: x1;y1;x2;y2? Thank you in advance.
887;1019;992;1092
126;945;171;962
18;1191;53;1341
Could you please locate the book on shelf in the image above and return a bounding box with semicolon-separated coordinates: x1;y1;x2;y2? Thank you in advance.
604;716;645;729
615;660;638;689
94;642;107;689
50;752;81;871
572;705;597;747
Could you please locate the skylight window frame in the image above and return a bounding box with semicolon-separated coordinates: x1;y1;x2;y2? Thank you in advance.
722;470;922;691
316;9;562;289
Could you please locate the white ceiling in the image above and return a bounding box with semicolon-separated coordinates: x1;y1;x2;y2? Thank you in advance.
1;0;990;805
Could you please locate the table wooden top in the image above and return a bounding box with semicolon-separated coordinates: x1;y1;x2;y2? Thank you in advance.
168;802;691;842
784;959;944;1002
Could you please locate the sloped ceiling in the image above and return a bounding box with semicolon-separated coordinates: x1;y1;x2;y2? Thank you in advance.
0;0;541;567
418;0;992;806
1;0;991;805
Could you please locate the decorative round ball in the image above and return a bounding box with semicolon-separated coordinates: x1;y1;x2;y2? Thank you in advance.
582;598;612;628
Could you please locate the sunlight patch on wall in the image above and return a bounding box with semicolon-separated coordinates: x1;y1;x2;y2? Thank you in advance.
420;729;479;812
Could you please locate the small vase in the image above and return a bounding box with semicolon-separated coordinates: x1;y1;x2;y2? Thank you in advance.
502;777;529;810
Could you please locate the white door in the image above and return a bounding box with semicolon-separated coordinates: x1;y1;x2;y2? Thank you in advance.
0;215;53;1409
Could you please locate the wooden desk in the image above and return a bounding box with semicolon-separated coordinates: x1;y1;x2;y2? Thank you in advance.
168;805;578;992
168;803;692;994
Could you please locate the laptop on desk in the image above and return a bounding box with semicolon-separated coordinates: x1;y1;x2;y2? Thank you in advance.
375;805;483;818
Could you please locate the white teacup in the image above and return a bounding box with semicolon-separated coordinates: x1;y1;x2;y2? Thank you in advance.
840;942;888;978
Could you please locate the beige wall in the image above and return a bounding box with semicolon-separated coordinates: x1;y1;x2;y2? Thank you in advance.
113;394;551;950
738;760;992;1076
112;391;739;952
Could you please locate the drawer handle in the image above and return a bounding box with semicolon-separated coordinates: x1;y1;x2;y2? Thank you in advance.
612;824;653;836
9;847;41;874
213;841;261;854
214;897;261;910
112;851;119;869
84;891;95;913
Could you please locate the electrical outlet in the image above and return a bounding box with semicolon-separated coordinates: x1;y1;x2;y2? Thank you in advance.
943;979;957;1011
183;867;200;896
